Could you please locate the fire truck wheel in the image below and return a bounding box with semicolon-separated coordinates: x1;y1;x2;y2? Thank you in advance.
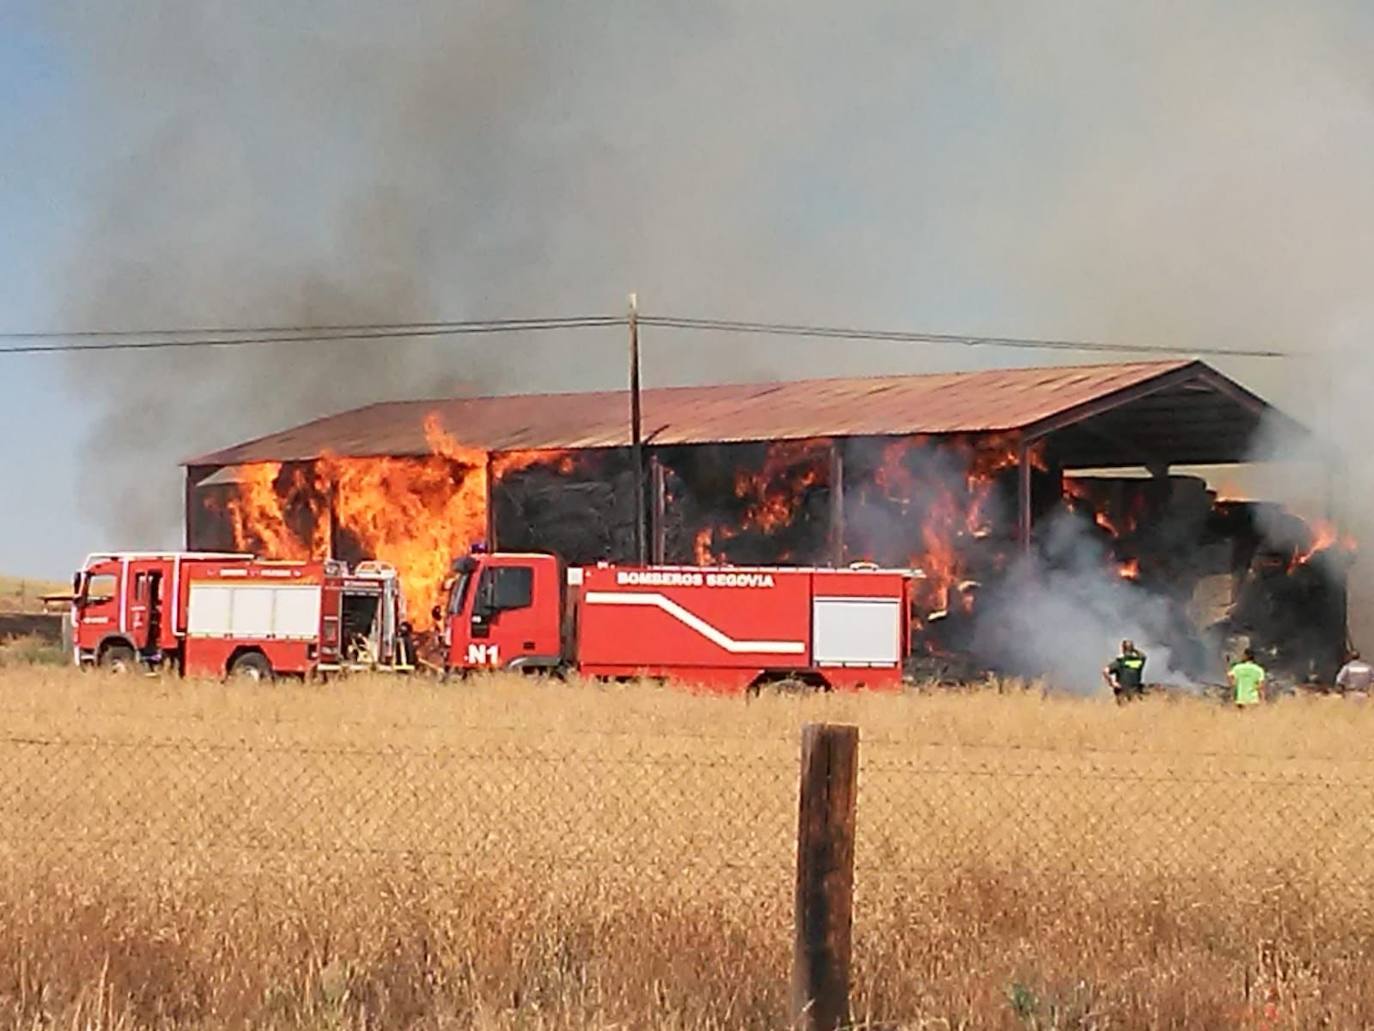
748;676;816;696
229;652;274;683
99;644;137;674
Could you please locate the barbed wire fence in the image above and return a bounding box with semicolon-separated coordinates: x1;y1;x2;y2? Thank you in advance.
4;726;1374;1024
4;730;1373;887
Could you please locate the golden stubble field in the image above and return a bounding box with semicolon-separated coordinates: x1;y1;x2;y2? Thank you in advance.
3;669;1374;1029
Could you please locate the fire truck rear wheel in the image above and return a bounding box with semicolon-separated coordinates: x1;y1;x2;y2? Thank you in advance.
99;644;137;674
749;676;818;696
229;652;274;683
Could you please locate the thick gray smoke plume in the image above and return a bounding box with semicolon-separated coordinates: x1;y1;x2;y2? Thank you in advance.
37;2;1374;631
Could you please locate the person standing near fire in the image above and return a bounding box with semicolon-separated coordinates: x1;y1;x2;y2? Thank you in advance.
1228;648;1267;708
1103;640;1147;702
1336;650;1373;697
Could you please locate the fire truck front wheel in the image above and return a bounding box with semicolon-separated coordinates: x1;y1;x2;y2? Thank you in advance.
228;651;275;683
98;643;137;674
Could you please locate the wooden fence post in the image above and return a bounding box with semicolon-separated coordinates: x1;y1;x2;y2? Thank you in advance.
793;723;859;1030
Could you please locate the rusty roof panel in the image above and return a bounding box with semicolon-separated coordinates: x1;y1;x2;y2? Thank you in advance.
187;359;1203;466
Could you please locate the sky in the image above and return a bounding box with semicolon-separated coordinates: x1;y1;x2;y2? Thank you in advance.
2;1;1373;580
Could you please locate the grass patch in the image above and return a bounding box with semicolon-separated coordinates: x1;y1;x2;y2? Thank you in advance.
1;670;1373;1028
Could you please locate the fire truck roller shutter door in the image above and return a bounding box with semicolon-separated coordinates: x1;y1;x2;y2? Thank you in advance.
188;585;232;637
188;583;321;640
812;596;903;667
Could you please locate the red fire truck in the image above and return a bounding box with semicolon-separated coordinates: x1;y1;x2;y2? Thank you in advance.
70;552;414;679
441;551;913;691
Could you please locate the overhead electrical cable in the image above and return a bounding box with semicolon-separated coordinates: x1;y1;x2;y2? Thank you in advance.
0;316;625;355
0;310;1289;359
0;314;624;340
637;315;1289;360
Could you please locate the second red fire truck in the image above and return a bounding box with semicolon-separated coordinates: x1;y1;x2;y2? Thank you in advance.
69;548;913;691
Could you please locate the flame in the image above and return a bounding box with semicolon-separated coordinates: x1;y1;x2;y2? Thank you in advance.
223;463;322;561
864;434;1028;619
693;440;829;564
1117;558;1141;581
735;441;826;534
316;416;488;629
491;449;578;479
1291;520;1355;568
693;527;714;565
225;416;489;630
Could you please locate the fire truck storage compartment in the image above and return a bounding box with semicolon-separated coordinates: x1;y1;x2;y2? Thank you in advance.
342;588;381;643
187;582;322;640
812;595;903;666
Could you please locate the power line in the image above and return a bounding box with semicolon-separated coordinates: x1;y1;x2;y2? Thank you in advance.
638;315;1289;360
0;314;624;341
0;316;625;355
0;310;1291;360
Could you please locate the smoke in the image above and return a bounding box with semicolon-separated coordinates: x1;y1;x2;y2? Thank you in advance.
31;2;1374;563
972;513;1212;695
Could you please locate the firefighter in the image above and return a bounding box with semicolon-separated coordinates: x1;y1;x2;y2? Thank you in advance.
1103;640;1147;702
1335;649;1373;697
397;620;417;671
1227;648;1267;708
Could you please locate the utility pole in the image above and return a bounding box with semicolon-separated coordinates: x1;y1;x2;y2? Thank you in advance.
629;293;647;565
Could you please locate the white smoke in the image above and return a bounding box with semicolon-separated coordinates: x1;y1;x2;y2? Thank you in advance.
973;512;1213;695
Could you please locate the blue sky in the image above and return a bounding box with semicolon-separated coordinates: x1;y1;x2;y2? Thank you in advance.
1;8;100;576
3;2;1372;578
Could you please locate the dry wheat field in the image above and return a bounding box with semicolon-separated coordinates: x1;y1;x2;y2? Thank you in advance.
3;667;1374;1029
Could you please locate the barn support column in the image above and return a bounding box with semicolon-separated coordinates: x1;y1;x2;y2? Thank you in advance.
1017;440;1033;553
484;454;498;551
324;466;339;560
829;443;846;567
183;469;199;550
650;452;667;565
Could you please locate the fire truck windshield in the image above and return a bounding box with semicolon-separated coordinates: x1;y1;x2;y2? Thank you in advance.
448;571;474;615
83;574;116;606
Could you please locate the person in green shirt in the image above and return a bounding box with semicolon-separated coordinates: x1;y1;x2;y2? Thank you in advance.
1228;648;1267;707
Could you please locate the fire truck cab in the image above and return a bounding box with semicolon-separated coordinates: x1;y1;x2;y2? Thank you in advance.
442;550;912;692
71;552;414;679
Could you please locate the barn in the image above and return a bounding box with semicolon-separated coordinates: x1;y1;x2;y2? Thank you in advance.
183;359;1347;681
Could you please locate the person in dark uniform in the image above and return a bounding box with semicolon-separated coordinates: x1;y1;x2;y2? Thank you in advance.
1103;640;1147;702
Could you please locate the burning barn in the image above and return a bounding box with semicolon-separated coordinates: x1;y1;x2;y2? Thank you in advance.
184;359;1352;687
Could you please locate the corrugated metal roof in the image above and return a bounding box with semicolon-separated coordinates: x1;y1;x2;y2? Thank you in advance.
187;359;1208;466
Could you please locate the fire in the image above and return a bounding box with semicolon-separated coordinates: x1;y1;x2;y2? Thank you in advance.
222;418;602;631
317;416;488;629
693;527;714;565
491;448;578;479
736;440;826;534
1291;519;1355;568
224;415;489;630
694;440;830;564
223;463;324;561
1117;558;1141;581
865;434;1027;619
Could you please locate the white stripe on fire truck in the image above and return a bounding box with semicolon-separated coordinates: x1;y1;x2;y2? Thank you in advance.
583;591;806;655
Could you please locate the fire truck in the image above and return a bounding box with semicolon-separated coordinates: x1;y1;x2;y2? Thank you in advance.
70;552;414;679
440;551;913;692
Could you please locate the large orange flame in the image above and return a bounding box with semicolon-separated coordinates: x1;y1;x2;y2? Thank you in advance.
316;416;488;629
223;463;323;561
225;415;489;630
